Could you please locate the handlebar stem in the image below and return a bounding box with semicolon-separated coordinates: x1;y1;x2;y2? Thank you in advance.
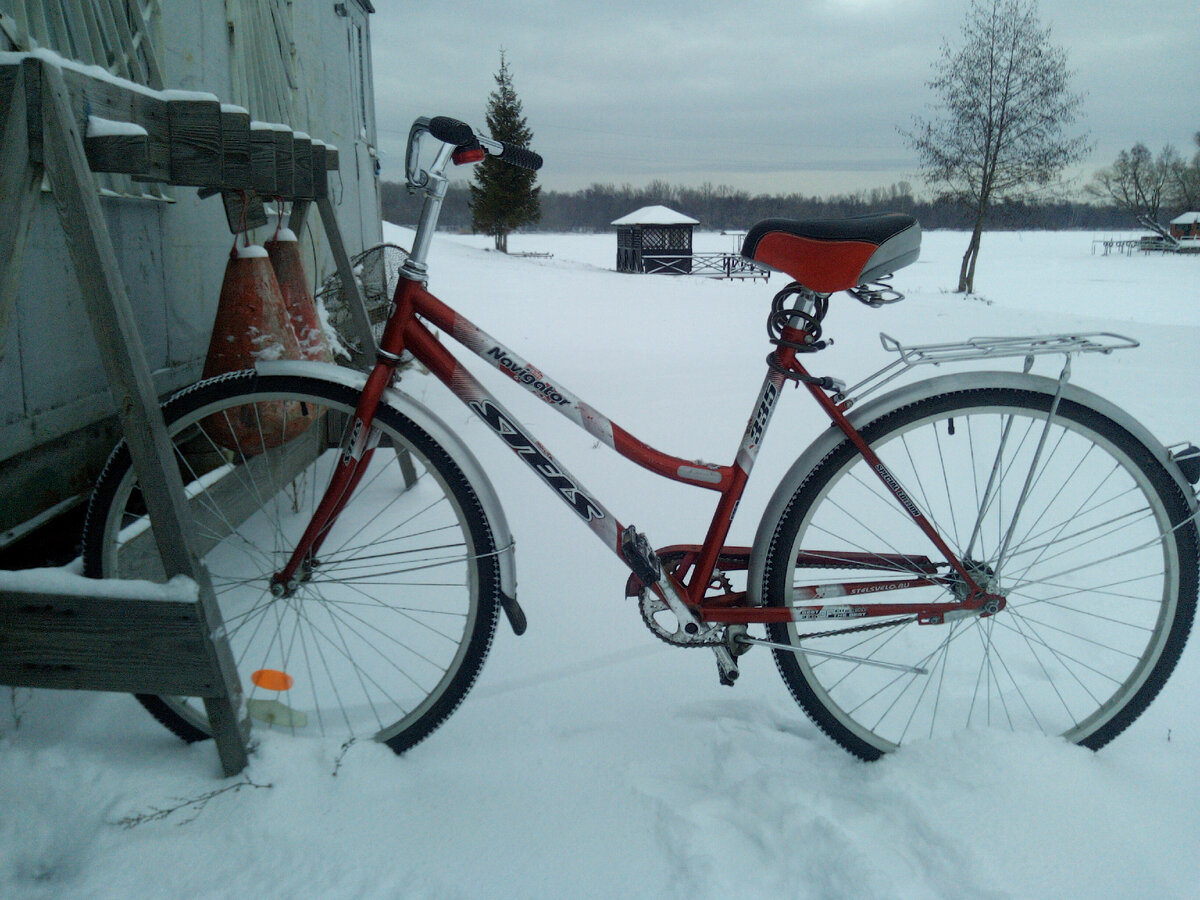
401;140;456;282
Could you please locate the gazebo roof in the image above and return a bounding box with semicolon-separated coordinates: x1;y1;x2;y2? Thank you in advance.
611;205;699;227
1170;212;1200;225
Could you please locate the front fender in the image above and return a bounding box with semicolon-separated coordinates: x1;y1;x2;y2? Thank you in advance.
254;360;518;606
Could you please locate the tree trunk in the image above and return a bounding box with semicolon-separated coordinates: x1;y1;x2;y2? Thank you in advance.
494;231;508;253
958;208;986;293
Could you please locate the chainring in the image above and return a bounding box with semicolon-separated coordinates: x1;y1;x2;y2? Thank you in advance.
637;590;724;646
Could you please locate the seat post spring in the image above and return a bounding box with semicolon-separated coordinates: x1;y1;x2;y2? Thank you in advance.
766;282;840;389
767;282;828;351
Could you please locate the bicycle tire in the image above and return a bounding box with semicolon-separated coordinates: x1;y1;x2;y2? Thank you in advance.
82;369;502;754
760;386;1197;759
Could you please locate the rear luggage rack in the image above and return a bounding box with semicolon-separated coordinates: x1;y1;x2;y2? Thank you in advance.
836;332;1140;408
878;332;1139;366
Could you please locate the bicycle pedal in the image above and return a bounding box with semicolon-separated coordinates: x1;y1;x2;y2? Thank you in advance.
713;643;739;686
716;656;739;686
621;525;661;586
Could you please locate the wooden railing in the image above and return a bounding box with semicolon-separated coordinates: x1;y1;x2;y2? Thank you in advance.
689;252;771;280
642;252;771;280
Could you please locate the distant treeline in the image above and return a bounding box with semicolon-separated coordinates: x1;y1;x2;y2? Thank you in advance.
380;180;1138;234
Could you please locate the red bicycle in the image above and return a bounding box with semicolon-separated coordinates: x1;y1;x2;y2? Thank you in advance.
84;117;1200;760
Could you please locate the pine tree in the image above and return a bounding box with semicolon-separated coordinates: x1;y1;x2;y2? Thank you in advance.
469;51;541;253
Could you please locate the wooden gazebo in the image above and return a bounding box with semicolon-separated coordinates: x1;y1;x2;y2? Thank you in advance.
1170;212;1200;240
613;205;699;274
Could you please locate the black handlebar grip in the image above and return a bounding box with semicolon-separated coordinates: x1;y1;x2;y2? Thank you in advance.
428;116;476;147
500;142;543;171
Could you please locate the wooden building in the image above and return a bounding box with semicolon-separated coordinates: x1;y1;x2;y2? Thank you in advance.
0;0;381;544
613;205;699;274
1170;212;1200;240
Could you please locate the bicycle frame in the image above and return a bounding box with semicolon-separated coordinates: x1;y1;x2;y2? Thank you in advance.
273;274;999;629
272;120;1001;630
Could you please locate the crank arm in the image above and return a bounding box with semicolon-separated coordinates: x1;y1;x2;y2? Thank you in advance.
735;635;928;675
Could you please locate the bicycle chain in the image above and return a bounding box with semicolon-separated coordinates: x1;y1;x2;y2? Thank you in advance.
798;615;918;640
636;563;917;647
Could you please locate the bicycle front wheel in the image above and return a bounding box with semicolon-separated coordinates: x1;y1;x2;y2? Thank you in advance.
82;370;502;753
760;387;1197;759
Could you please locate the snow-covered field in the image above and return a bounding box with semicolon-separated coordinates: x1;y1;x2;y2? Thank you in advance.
3;228;1199;899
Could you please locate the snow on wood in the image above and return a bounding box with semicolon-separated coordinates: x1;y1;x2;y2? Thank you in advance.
85;116;148;138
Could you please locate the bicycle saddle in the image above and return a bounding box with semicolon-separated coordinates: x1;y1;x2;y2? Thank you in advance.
741;214;920;293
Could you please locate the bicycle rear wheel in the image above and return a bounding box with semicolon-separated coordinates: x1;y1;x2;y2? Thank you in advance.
760;387;1197;759
82;370;502;753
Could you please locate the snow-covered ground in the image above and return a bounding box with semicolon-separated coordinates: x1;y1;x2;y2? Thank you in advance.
3;228;1199;899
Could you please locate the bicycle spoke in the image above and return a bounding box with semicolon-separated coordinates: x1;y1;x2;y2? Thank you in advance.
89;375;498;751
767;389;1194;757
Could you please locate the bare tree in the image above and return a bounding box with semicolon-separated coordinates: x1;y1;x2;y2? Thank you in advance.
906;0;1088;293
1088;143;1177;224
1168;131;1200;212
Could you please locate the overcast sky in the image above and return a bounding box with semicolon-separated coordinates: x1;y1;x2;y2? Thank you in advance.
368;0;1197;198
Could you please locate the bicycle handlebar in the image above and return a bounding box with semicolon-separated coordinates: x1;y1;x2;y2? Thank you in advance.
402;116;544;275
495;142;543;171
416;115;544;174
428;116;476;148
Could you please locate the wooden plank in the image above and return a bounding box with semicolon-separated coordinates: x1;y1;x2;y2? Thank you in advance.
74;0;110;72
317;196;375;367
292;132;313;198
0;587;219;696
165;92;222;187
220;189;269;234
288;198;311;236
0;62;42;354
37;60;247;775
273;127;295;197
84;127;150;176
95;0;150;85
0;11;35;49
220;105;253;190
127;0;165;90
58;66;170;181
311;141;327;199
250;123;278;194
324;143;339;173
22;57;42;165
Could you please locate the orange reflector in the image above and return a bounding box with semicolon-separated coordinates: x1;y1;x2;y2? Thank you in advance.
251;669;295;691
452;147;486;165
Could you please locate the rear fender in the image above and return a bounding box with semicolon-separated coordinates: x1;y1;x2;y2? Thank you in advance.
747;370;1196;606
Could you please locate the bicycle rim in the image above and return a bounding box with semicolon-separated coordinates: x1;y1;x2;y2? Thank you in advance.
83;371;500;752
763;389;1196;758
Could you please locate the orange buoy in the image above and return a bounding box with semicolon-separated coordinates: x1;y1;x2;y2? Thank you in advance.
266;228;332;363
200;244;313;455
203;244;299;378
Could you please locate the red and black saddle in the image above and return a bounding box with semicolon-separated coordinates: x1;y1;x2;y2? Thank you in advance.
741;214;920;293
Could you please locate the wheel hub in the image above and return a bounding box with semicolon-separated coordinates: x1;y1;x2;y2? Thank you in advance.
920;559;1006;624
950;558;998;600
270;556;318;599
